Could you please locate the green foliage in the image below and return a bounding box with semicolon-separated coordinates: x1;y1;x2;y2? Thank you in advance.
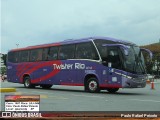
1;54;7;75
0;66;6;75
1;54;7;66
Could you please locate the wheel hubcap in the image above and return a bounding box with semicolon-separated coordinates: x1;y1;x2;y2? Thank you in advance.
89;81;97;91
91;83;94;87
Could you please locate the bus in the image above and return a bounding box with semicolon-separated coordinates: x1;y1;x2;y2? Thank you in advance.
7;37;152;93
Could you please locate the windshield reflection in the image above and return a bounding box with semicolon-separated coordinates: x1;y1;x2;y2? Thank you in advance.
125;46;145;74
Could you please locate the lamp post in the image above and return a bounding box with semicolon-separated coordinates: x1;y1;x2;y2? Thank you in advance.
16;44;19;48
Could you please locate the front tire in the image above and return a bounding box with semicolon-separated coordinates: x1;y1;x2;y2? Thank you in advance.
24;76;35;88
86;78;100;93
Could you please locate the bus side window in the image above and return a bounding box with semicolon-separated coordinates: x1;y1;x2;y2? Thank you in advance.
107;49;121;69
75;42;98;60
42;48;49;61
37;50;42;61
30;50;36;61
48;47;58;60
19;51;29;62
59;44;75;60
8;52;19;63
30;49;42;62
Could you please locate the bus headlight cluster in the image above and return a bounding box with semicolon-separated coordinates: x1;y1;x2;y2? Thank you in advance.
112;77;117;82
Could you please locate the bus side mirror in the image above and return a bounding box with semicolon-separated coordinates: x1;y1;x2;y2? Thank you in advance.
140;48;153;60
120;47;129;56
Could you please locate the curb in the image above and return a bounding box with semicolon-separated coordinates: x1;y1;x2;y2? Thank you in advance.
0;88;16;92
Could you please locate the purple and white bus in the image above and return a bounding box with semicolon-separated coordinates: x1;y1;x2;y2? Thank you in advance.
7;37;152;93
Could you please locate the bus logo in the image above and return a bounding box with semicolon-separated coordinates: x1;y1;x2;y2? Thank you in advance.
53;63;85;70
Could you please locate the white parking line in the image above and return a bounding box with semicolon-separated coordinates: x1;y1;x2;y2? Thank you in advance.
72;94;105;98
129;99;160;103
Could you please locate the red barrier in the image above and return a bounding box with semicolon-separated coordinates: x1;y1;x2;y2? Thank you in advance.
151;79;155;90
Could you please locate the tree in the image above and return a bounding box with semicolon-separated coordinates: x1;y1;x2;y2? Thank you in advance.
155;55;160;75
141;43;160;75
1;67;6;75
1;54;7;75
1;54;7;66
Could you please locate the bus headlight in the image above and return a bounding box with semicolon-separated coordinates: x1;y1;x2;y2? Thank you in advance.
112;77;117;82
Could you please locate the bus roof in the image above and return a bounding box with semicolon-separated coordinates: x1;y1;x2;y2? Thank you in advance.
10;36;136;52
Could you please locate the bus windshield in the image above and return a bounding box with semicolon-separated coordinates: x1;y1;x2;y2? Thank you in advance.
94;39;146;74
125;46;145;74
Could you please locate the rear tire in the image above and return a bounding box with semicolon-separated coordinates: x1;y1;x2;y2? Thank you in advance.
40;84;53;89
86;78;100;93
106;88;119;93
24;76;35;88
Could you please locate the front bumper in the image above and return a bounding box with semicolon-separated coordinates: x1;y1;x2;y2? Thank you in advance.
123;78;146;88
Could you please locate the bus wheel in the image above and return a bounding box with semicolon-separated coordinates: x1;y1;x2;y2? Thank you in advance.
86;78;100;93
106;88;119;93
24;76;35;88
40;84;52;89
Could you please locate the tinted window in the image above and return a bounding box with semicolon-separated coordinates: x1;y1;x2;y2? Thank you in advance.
75;42;99;60
19;51;29;62
107;47;121;69
30;49;42;61
42;48;49;61
59;44;75;60
8;52;19;63
94;39;116;58
48;47;58;60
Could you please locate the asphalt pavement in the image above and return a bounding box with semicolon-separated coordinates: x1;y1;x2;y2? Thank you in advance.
1;80;160;111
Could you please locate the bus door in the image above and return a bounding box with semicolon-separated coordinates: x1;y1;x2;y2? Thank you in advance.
106;47;122;86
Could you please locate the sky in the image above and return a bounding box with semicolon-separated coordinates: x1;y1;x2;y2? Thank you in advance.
1;0;160;53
